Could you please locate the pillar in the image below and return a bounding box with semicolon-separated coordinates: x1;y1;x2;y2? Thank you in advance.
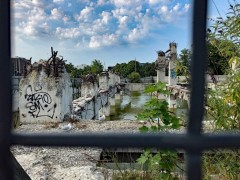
168;42;177;108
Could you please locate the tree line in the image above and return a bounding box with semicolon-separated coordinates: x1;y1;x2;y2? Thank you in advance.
65;40;231;83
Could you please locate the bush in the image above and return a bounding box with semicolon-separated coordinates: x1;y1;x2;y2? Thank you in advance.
128;72;141;83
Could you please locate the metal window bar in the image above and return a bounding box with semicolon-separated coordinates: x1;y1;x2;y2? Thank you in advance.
1;0;240;179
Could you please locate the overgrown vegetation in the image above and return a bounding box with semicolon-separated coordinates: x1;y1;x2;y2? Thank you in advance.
128;72;141;83
113;1;240;179
203;1;240;179
130;82;182;179
65;59;104;78
112;82;183;179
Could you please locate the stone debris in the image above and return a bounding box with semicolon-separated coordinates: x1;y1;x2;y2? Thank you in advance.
60;123;74;131
11;120;143;180
12;120;187;179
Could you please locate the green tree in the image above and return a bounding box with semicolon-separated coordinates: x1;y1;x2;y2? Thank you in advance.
65;62;82;78
126;60;140;74
207;41;229;75
175;48;191;77
90;59;104;74
82;65;91;75
208;0;240;66
65;62;75;73
113;63;128;78
139;62;156;77
128;72;141;83
203;3;240;178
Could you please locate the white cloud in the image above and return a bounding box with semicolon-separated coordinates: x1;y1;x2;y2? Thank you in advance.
50;8;63;20
158;3;191;23
160;6;168;13
127;28;144;42
101;11;112;24
12;0;191;49
119;16;129;25
89;36;101;48
184;4;191;12
110;0;142;8
148;0;160;5
53;0;64;3
63;15;70;23
89;34;118;48
97;0;108;6
76;6;94;22
56;27;81;39
173;3;180;11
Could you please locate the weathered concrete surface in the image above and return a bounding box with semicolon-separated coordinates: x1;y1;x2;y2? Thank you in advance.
12;89;19;112
99;72;109;91
124;83;147;92
19;61;72;123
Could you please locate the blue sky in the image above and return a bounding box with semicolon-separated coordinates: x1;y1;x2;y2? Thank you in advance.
11;0;235;67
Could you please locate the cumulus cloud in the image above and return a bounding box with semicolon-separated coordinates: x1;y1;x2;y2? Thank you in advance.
76;6;94;22
12;0;191;48
89;34;118;48
101;11;112;24
56;27;81;38
50;8;63;20
158;2;190;23
53;0;64;3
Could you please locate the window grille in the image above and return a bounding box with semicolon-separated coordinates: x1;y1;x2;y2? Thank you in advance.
1;0;240;179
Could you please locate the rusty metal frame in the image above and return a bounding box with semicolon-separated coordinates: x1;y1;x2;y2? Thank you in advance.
1;0;240;179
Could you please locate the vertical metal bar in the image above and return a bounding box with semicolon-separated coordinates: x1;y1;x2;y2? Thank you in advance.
0;0;13;180
186;152;202;180
186;0;208;179
188;0;208;134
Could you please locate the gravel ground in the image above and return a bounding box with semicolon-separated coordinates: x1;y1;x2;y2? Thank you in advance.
11;120;145;180
12;120;188;180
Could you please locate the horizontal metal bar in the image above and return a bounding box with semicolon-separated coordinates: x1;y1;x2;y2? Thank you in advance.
11;132;240;150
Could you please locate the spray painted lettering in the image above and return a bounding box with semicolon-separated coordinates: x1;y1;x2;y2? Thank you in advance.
170;69;177;79
25;85;57;118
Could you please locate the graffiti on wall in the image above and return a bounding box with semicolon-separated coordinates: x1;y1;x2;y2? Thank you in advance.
170;69;177;79
24;85;57;118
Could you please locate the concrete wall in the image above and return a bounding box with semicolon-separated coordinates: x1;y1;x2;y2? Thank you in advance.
121;75;227;84
12;89;19;112
99;73;109;90
81;82;98;98
72;91;109;120
124;83;148;92
19;68;72;123
109;72;120;86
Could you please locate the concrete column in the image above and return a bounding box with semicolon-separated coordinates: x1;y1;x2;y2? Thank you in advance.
155;51;166;83
115;93;121;100
101;105;110;116
99;72;109;90
81;75;98;98
110;97;115;106
168;43;177;86
157;69;165;83
168;42;177;108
